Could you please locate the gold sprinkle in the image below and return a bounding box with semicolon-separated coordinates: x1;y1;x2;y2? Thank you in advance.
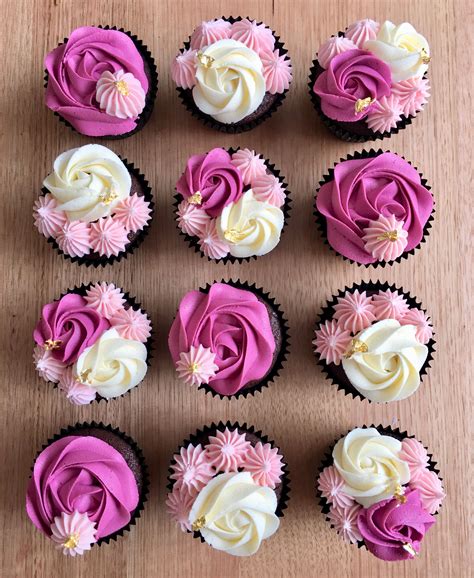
189;362;199;374
63;533;79;549
377;230;399;242
77;369;92;385
223;228;245;243
99;188;119;205
187;192;202;205
420;48;431;65
355;97;375;114
197;51;214;68
393;484;407;505
402;543;417;557
344;339;369;359
44;339;62;351
114;79;129;96
192;515;206;532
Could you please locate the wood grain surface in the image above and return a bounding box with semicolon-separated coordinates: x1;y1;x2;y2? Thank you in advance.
0;1;471;576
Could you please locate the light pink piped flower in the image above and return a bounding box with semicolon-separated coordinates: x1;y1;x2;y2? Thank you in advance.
399;438;430;481
198;220;230;260
190;19;232;50
244;442;284;489
391;77;430;117
33;346;66;383
317;36;357;69
90;217;128;257
50;511;97;556
317;465;354;509
96;69;146;119
372;289;409;321
313;320;352;365
409;469;446;514
171;48;197;89
327;503;363;544
84;282;125;319
177;200;211;237
55;221;91;258
113;194;152;233
362;214;408;262
110;307;151;343
230;19;275;54
346;19;380;48
260;49;292;94
33;194;66;238
170;444;214;497
251;173;286;207
231;149;267;185
333;290;376;334
366;95;404;134
175;344;218;386
206;428;251;473
400;308;433;344
58;367;97;405
166;486;195;532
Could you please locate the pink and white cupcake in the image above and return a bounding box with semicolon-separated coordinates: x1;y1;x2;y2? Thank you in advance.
171;17;292;132
166;421;290;556
34;144;154;266
33;283;152;404
174;147;290;263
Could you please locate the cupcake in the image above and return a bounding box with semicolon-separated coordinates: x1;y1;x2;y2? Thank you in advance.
168;280;289;398
166;421;290;556
44;26;158;138
33;144;154;267
315;150;434;266
33;283;152;404
26;422;149;555
317;425;445;561
171;17;292;132
313;281;435;402
309;19;431;142
174;147;290;262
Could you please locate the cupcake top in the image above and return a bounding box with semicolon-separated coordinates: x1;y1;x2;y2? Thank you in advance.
315;150;434;265
317;426;445;561
175;147;288;261
45;26;154;137
33;283;152;404
34;144;153;265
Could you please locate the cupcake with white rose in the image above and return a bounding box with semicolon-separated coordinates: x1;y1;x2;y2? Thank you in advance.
171;17;292;132
33;283;152;404
166;421;290;556
174;147;290;262
313;281;435;402
309;19;431;141
317;425;445;561
33;144;154;266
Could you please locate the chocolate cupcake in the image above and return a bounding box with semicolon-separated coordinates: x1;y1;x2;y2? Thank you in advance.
171;17;292;133
314;149;434;266
166;421;290;556
316;425;445;561
33;144;154;267
26;422;149;555
33;283;152;404
174;147;291;263
168;280;289;398
309;19;431;142
44;26;158;138
313;281;435;403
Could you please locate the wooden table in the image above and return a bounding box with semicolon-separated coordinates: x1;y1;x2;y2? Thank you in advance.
0;1;470;576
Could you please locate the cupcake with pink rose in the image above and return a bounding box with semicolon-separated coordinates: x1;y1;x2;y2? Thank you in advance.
313;281;435;402
174;147;290;263
309;19;431;141
317;425;445;561
33;283;152;404
34;144;154;267
44;26;158;138
26;422;149;555
166;421;290;556
315;149;434;266
171;17;292;132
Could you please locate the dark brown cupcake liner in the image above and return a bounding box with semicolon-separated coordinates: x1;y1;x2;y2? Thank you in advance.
31;421;149;547
173;147;292;264
314;149;435;268
40;157;154;267
44;25;158;140
316;424;444;550
313;280;436;402
167;420;291;541
176;16;291;133
36;283;154;404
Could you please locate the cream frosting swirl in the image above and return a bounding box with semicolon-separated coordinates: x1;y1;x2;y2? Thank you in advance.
333;428;410;507
189;472;279;556
342;319;428;402
192;39;266;123
43;144;131;222
216;190;284;257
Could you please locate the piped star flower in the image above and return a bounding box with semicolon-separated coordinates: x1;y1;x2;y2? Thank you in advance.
175;345;218;386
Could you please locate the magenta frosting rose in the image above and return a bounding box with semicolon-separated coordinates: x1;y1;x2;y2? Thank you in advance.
176;148;243;217
313;49;391;122
316;152;434;264
33;293;109;365
357;489;435;561
26;436;139;539
168;283;276;395
44;26;149;136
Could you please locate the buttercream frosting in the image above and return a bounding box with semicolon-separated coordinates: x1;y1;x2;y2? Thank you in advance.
113;194;152;233
206;428;251;473
400;308;433;344
251;173;286;207
362;213;408;262
170;444;214;497
317;465;355;509
399;437;430;480
366;94;403;134
89;217;129;257
110;307;151;343
317;36;358;69
313;320;352;366
230;19;275;54
165;486;195;532
175;344;219;386
371;289;409;321
327;503;362;544
333;290;376;334
171;49;197;89
33;194;66;238
198;220;230;259
345;19;380;48
391;77;430;117
190;19;232;50
260;49;292;94
177;199;210;236
58;367;97;405
244;442;284;489
84;282;125;320
33;346;66;383
96;69;146;119
230;148;267;185
409;469;445;514
55;221;91;258
50;511;97;556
